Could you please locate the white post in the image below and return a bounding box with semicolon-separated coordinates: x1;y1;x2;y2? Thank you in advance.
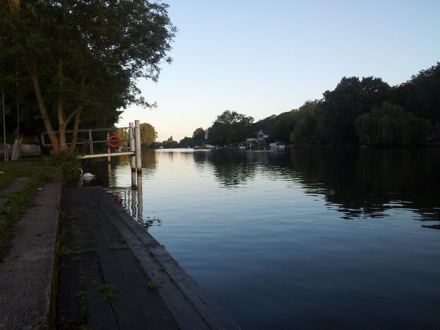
135;120;142;174
129;122;137;187
137;172;143;223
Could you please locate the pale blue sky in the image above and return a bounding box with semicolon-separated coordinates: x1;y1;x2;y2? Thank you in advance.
119;0;440;142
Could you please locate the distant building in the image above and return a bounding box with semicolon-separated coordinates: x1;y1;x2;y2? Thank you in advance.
246;130;268;147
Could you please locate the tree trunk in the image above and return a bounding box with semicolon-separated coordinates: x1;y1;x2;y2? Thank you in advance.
69;105;82;152
28;57;60;152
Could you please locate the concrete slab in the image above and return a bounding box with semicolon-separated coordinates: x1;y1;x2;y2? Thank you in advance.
58;187;240;329
0;181;61;329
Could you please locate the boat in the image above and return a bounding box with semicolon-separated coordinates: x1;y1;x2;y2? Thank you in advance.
269;142;285;149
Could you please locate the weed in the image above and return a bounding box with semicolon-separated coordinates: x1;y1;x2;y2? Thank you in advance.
75;291;87;318
97;284;115;300
58;245;95;257
148;280;159;291
70;225;81;247
111;222;126;244
78;271;86;283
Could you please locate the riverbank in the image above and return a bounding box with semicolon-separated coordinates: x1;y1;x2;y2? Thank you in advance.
0;181;239;329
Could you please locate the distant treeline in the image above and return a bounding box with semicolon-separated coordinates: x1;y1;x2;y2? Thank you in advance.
167;62;439;148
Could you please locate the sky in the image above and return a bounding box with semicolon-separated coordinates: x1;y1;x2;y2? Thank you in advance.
119;0;440;142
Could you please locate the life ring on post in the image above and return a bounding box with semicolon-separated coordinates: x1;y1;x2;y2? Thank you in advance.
107;135;121;149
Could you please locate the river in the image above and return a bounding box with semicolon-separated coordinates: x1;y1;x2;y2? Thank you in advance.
85;147;440;329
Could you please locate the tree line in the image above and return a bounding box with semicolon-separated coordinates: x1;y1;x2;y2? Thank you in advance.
1;0;438;151
169;62;439;148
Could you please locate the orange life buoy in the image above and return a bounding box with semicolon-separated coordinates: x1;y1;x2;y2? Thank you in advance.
107;135;121;148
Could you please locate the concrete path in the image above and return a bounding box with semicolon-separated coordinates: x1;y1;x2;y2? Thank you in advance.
0;181;61;329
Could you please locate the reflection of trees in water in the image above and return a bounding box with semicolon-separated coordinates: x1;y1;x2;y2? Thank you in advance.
112;149;158;170
141;149;158;169
290;148;440;223
115;149;158;179
205;150;299;187
204;151;258;187
205;148;440;223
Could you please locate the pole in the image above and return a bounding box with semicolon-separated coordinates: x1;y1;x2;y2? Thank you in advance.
129;122;136;188
2;84;7;162
135;120;142;174
16;77;19;138
1;37;6;162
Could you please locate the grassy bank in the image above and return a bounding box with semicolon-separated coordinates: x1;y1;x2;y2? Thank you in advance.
0;159;60;259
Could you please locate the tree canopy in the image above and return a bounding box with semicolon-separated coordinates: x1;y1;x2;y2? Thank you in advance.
0;0;176;154
140;123;157;147
208;110;254;145
318;77;390;145
192;127;205;146
355;102;430;146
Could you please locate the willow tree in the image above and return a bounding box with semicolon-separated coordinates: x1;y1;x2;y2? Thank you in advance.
356;102;430;146
0;0;176;154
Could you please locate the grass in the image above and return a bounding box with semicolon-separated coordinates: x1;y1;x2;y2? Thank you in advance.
111;222;127;244
0;160;60;259
148;280;159;291
97;284;116;300
75;290;88;319
57;245;96;257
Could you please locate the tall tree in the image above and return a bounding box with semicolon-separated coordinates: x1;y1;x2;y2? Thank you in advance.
356;101;430;146
407;62;440;125
209;110;254;145
0;0;176;154
192;127;205;146
271;110;297;142
289;100;321;144
318;77;390;145
140;122;157;146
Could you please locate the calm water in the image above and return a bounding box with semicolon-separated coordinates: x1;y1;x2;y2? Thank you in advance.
88;148;440;329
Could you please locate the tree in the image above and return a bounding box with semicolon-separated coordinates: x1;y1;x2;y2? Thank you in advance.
192;127;205;146
271;110;297;142
162;136;178;148
209;110;254;145
178;136;192;148
289;100;321;144
318;77;390;145
140;123;157;147
0;0;176;154
406;62;440;125
355;102;430;146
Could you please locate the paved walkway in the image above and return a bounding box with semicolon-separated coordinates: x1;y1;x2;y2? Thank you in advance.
0;180;61;329
0;182;240;329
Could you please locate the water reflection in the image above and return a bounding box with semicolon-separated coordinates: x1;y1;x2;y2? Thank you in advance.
188;148;440;224
90;147;440;228
85;148;440;329
288;148;440;223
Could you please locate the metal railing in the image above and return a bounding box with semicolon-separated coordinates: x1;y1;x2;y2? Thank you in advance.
40;127;133;155
40;121;142;187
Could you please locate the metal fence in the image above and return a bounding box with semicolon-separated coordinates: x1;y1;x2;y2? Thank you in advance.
0;143;41;155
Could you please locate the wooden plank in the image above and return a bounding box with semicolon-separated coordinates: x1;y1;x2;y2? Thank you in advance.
79;151;134;159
